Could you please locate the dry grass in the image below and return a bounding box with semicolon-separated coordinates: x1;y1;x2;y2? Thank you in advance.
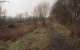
9;27;53;50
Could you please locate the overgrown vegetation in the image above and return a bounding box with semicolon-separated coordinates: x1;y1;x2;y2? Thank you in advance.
0;0;80;50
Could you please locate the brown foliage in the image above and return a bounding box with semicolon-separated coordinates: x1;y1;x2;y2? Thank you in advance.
50;0;80;38
0;23;36;41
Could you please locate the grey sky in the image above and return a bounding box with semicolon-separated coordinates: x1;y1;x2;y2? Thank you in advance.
3;0;57;16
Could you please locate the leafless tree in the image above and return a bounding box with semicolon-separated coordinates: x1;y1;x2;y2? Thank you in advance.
33;2;49;17
32;2;49;26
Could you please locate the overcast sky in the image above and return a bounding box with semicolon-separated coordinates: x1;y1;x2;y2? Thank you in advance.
3;0;57;17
